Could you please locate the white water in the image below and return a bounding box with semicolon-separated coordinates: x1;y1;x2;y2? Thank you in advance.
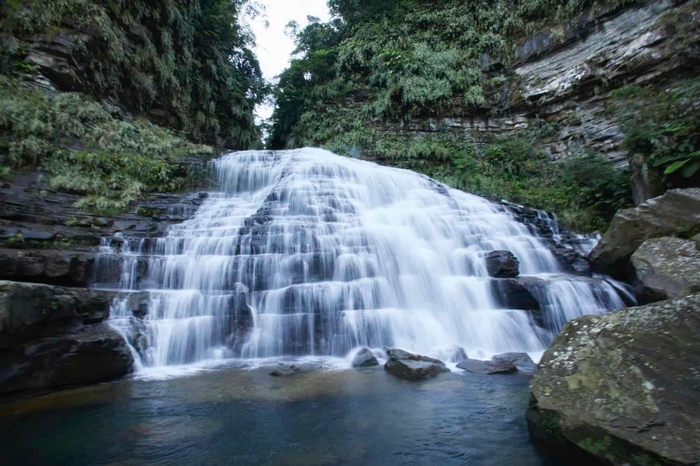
99;148;626;373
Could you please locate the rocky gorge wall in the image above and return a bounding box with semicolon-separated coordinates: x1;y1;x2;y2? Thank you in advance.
368;0;699;203
378;0;700;164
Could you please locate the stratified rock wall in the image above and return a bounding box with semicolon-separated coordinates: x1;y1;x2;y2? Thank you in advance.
363;1;699;202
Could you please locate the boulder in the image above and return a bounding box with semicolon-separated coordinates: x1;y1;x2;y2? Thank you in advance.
484;251;520;278
384;348;449;381
491;278;542;312
631;237;700;303
0;281;133;394
527;294;700;466
492;352;537;372
351;347;379;367
590;189;700;278
457;358;518;375
386;348;447;367
0;323;133;394
384;359;447;381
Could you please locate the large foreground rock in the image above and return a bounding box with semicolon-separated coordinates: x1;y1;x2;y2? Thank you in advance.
0;281;133;394
590;189;700;278
527;294;700;466
631;237;700;303
384;348;449;381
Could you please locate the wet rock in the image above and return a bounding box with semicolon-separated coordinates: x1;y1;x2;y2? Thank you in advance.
457;359;517;375
0;281;133;394
270;366;298;377
384;359;447;381
0;323;133;394
352;347;379;368
386;348;447;367
527;294;700;466
484;250;520;278
0;248;95;287
0;281;115;340
492;352;537;372
269;363;322;377
491;278;541;312
631;237;700;303
384;348;449;381
590;189;700;278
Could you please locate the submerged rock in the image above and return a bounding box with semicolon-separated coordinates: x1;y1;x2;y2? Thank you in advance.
527;294;700;465
351;347;379;368
590;188;700;278
0;281;133;394
456;359;517;375
484;250;520;278
492;352;537;372
384;348;449;381
631;237;700;303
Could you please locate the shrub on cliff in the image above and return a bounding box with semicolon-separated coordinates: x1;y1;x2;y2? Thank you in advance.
0;76;213;213
0;0;265;149
612;80;700;188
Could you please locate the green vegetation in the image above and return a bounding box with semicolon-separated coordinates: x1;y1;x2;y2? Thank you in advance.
0;76;214;213
270;0;638;232
0;0;265;148
611;80;700;186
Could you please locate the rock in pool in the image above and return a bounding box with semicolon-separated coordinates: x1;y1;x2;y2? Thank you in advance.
351;347;379;367
457;358;518;375
384;348;449;381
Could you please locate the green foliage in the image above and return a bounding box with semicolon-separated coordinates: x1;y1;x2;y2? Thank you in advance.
0;0;265;148
272;0;638;143
0;76;214;213
612;80;700;186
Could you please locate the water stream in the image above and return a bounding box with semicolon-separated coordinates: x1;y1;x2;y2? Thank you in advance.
96;148;626;373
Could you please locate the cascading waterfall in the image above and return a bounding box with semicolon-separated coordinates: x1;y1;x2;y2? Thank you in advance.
97;148;626;371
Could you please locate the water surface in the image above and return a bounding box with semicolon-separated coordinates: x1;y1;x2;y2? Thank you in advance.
0;367;565;466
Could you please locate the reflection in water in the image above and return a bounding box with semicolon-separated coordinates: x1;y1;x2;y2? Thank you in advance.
0;368;564;466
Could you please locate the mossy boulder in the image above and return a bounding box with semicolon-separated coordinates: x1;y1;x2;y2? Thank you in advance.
527;294;700;465
589;189;700;279
631;237;700;303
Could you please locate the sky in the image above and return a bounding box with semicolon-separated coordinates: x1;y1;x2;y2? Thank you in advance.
251;0;331;122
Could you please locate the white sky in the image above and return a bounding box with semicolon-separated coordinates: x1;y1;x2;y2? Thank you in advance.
251;0;331;122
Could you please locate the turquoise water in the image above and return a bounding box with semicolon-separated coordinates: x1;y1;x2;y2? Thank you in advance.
0;366;564;465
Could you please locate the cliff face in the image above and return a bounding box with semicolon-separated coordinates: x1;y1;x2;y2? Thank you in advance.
386;0;697;165
1;0;264;148
271;0;700;230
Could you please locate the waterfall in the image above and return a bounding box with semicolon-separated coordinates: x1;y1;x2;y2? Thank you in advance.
98;148;626;371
